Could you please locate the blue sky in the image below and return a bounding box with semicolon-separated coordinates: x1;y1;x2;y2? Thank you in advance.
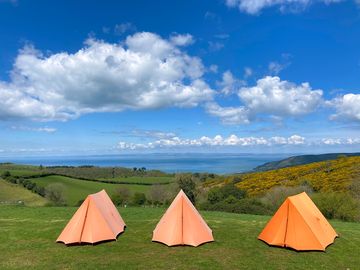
0;0;359;155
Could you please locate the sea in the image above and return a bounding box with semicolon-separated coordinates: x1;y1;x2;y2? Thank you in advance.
0;153;292;174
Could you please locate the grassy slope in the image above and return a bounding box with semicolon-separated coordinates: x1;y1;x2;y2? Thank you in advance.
98;176;174;184
0;206;359;270
31;175;151;205
0;180;47;206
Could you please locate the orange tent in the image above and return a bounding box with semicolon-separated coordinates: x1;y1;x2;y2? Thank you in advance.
57;189;126;245
152;190;214;247
258;192;338;251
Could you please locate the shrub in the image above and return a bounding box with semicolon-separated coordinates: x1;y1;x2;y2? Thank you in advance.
45;183;67;206
176;174;196;204
201;198;270;215
132;192;147;206
261;184;313;211
1;171;11;179
77;199;85;206
111;187;131;206
148;184;168;205
312;192;360;222
207;183;246;204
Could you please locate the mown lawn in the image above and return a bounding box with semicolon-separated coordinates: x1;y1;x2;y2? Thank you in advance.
0;206;359;270
31;175;151;205
0;180;47;206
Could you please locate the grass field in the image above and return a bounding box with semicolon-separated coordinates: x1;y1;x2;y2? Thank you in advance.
0;206;358;270
30;175;152;205
98;176;174;184
0;180;47;206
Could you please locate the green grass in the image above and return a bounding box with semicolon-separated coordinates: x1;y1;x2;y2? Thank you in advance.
31;175;151;205
98;176;174;184
0;206;358;269
0;180;47;206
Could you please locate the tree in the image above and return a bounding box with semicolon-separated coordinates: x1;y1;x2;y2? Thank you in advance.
132;192;146;205
45;183;66;206
176;174;196;204
207;183;246;204
111;187;131;206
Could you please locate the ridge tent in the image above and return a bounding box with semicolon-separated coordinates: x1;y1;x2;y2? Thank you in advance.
57;189;126;245
152;189;214;247
258;192;338;251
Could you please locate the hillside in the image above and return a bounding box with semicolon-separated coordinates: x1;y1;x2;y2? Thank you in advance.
254;152;360;172
237;156;360;196
203;156;360;197
0;206;359;270
0;179;47;206
0;163;175;206
31;175;152;205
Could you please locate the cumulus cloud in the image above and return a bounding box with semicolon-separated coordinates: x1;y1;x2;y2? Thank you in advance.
225;0;342;14
328;93;360;122
0;32;214;121
208;76;323;124
117;134;307;150
239;76;323;116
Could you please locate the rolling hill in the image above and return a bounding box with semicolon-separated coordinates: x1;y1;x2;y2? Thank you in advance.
253;152;360;172
0;179;47;206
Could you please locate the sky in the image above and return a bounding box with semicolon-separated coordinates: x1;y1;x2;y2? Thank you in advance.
0;0;359;156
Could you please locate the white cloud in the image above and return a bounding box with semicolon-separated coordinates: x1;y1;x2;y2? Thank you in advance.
225;0;342;15
209;64;218;73
11;126;57;133
208;41;224;52
208;76;323;125
0;32;214;121
117;134;307;150
328;93;360;122
217;70;245;95
114;22;136;35
268;61;285;75
239;76;323;117
206;102;250;125
322;137;360;145
244;67;253;78
170;34;194;46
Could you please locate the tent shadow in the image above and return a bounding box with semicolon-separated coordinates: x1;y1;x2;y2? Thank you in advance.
57;227;127;247
151;239;214;248
258;235;338;253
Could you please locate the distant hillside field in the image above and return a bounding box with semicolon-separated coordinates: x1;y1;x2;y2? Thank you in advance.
0;206;359;269
31;175;152;205
0;180;47;206
0;163;175;206
254;152;360;172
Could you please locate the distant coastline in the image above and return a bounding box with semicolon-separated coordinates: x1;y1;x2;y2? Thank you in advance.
0;153;291;174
